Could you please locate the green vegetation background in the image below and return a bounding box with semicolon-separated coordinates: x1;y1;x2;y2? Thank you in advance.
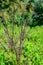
0;0;43;65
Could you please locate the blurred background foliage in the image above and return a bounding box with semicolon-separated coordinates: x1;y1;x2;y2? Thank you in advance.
0;0;43;65
0;0;43;26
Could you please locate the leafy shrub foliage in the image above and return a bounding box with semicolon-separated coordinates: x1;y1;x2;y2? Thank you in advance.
0;0;43;65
